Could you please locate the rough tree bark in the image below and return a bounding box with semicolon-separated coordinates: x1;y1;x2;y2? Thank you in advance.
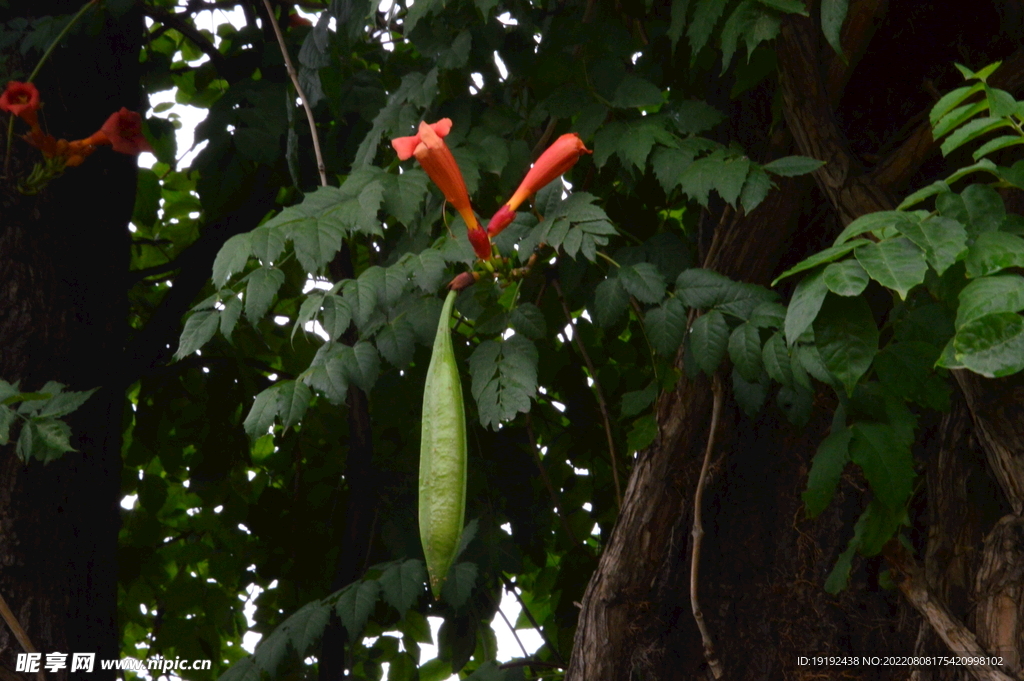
0;4;142;680
567;2;1024;680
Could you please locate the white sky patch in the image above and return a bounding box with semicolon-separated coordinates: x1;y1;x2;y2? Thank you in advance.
493;52;509;81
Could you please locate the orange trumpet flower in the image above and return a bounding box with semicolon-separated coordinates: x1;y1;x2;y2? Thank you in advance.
392;119;491;259
0;81;41;129
486;132;591;237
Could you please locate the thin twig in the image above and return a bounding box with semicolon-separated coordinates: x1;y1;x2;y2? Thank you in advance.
497;606;530;658
142;7;231;78
498;660;564;670
690;376;724;680
551;279;622;508
499;574;566;668
260;0;327;186
0;591;45;681
524;415;580;546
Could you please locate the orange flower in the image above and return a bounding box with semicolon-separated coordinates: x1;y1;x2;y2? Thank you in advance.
392;119;491;259
0;81;41;128
486;133;591;236
98;108;153;155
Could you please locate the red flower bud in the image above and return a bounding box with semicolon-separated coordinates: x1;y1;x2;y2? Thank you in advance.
448;271;479;291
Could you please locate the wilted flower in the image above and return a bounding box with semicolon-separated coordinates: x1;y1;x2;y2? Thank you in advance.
487;132;591;236
392;119;491;259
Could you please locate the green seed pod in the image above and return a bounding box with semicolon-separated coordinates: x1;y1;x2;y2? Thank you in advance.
419;289;467;599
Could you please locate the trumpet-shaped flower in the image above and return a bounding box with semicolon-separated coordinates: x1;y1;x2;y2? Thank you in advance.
486;132;591;236
0;81;41;128
392;119;491;259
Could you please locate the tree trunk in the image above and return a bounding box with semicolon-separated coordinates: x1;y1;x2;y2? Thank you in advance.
568;2;1024;679
0;4;142;679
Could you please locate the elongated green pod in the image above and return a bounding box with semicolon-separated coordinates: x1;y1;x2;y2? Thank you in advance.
419;289;467;599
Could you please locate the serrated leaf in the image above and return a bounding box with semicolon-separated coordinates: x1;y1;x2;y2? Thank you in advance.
619;262;667;304
612;75;663;109
645;297;688;355
813;295;878;395
221;295;243;339
175;310;220;360
37;388;97;418
803;427;851;517
956;274;1024;328
940;116;1011;156
822;259;868;296
468;336;538;429
336;580;382;638
251;224;287;264
740;165;773;213
728;322;762;381
213;233;252;287
321;295;352;340
953;312;1024;378
509;304;546;339
762;331;792;385
731;367;769;416
380;560;426;615
413;250;447;292
287;600;333;656
621;382;658;418
688;0;728;57
245;267;285;322
855;237;928;299
895;216;967;276
689;310;728;375
277;380;311;432
784;268;828;345
384;168;429;225
346;341;381;391
833;211;915;246
875;342;950;411
376;320;417;366
591;277;630;327
626;414;659;452
762;155;823;177
849;422;914;510
676;268;773;311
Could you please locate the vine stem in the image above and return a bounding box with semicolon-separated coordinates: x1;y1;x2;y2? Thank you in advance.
525;414;581;546
260;0;327;187
690;375;724;680
0;591;46;681
3;0;98;177
551;279;622;508
499;573;566;668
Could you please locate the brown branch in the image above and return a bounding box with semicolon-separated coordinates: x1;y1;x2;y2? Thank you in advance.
498;659;564;670
0;666;27;681
690;376;724;680
260;0;327;186
0;593;44;681
551;278;622;508
497;605;530;658
525;414;581;546
884;542;1019;681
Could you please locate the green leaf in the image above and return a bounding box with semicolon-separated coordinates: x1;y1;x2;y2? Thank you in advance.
957;274;1024;328
688;0;728;57
287;600;333;656
612;75;663;109
668;0;692;50
346;341;381;392
221;294;243;339
244;385;280;439
875;342;950;411
820;0;848;58
469;336;538;429
761;331;792;385
679;153;750;207
895;216;967;276
37;388;97;419
954;312;1024;377
22;418;75;463
784;268;828;345
689;310;728;375
336;580;382;638
592;277;630;327
277;380;311;432
509;304;546;339
824;543;856;594
965;232;1024;278
849;422;914;510
772;240;869;285
833;211;915;246
855;237;928;299
380;560;426;615
813;295;878;395
412;250;448;292
985;85;1017;117
174;310;220;360
731;368;769;416
728;322;762;382
823;259;868;296
212;233;252;288
645;297;688;355
972;134;1024;160
740;165;773;213
621;382;659;418
619;262;667;304
897;180;950;210
762;155;823;177
756;0;806;14
245;267;285;322
251;224;287;264
930;83;982;125
676;268;774;312
0;406;14;445
132;168;160;228
376;320;417;366
321;295;353;340
940;117;1011;156
932;100;987;140
962;183;1006;234
440;562;477;609
803;427;851;517
627;414;659;452
748;301;786;328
